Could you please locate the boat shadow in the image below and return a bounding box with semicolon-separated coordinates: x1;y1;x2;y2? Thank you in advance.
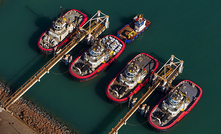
90;103;128;134
7;55;51;92
57;41;90;81
119;14;135;25
149;52;186;85
91;52;152;133
113;14;135;35
134;87;165;131
133;76;186;131
148;52;168;68
7;6;55;89
26;6;55;54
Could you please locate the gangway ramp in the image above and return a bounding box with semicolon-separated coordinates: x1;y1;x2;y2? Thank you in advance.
2;10;109;110
109;55;184;134
152;55;184;90
81;10;109;44
109;79;161;134
3;32;86;109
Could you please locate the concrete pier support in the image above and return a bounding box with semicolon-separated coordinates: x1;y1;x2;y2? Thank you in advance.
179;60;184;73
97;10;100;22
105;15;109;29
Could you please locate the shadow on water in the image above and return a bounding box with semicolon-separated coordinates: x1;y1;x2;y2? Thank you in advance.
5;6;58;92
92;82;164;133
133;86;165;131
8;55;51;92
119;14;135;25
149;52;168;67
26;6;92;81
26;7;97;54
113;14;135;33
90;103;128;134
26;6;54;54
91;52;153;133
103;51;139;75
133;75;186;131
58;41;90;81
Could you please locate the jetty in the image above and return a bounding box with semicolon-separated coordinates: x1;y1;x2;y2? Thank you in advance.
109;55;184;134
2;10;109;109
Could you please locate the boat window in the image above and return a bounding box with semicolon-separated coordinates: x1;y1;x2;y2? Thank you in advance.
125;70;136;77
168;97;178;105
89;49;100;57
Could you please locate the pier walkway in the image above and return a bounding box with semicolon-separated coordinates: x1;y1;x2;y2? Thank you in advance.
109;55;184;134
2;10;109;109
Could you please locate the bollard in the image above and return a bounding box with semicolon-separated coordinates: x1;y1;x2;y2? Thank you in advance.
131;98;137;108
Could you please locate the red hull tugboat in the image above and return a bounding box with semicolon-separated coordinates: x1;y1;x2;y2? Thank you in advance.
148;80;203;132
106;53;158;104
38;9;87;55
117;14;151;44
69;35;125;82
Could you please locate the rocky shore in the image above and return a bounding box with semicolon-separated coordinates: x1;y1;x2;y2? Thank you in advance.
0;82;76;134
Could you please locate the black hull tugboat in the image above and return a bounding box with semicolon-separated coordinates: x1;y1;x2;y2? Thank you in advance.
117;14;151;44
38;9;87;55
69;35;125;82
106;53;158;104
148;80;203;132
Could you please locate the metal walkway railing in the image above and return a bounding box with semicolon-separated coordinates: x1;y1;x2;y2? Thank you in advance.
3;32;86;109
3;10;109;109
109;55;184;134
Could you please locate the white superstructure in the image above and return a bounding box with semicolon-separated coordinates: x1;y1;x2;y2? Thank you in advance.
133;15;147;32
161;88;190;117
119;63;147;90
40;10;84;49
73;35;123;76
84;36;122;69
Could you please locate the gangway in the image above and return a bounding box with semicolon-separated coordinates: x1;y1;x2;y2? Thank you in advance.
2;10;109;109
151;54;184;91
109;55;184;134
81;10;109;44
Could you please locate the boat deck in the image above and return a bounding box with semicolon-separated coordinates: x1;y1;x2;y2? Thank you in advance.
63;10;83;24
109;54;156;99
179;81;200;103
151;80;201;127
118;25;134;40
109;77;161;134
117;19;150;42
71;35;123;76
39;10;85;49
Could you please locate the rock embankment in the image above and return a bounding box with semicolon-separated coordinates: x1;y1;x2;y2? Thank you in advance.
0;82;76;134
0;82;11;104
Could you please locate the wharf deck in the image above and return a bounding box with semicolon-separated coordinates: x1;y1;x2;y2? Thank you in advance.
109;78;161;134
3;22;107;109
3;31;87;109
109;63;180;134
2;10;110;110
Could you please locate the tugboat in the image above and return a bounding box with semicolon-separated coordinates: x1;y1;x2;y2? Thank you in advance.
148;80;203;132
117;14;151;44
69;35;125;82
106;53;158;104
38;9;87;55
